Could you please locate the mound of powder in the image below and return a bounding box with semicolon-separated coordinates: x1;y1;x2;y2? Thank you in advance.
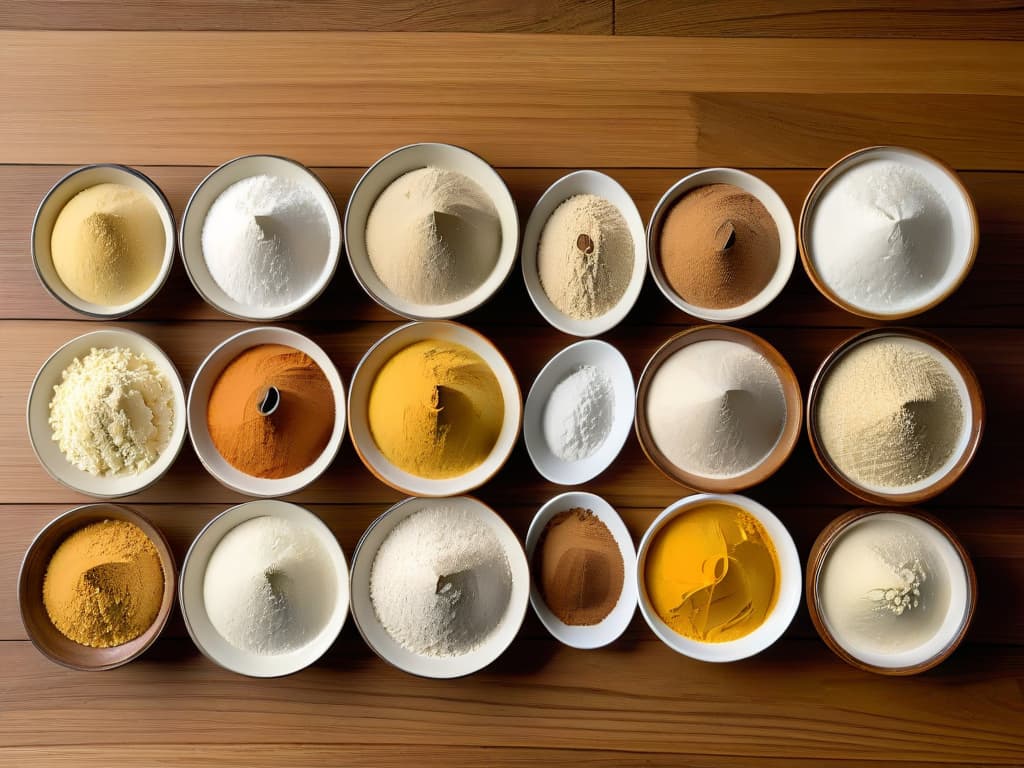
537;194;634;320
370;506;512;657
365;167;501;305
645;340;786;478
542;364;615;462
203;516;338;655
49;346;175;476
202;174;331;309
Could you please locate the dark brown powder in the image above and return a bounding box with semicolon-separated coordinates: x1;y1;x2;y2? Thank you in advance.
658;183;780;309
533;507;624;626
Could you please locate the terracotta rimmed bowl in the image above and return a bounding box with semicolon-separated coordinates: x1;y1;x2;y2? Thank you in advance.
799;146;978;320
806;327;984;505
347;321;522;497
806;508;976;675
634;325;803;493
19;504;176;671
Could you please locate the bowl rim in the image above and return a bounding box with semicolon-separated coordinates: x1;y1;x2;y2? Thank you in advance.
18;503;177;671
31;163;178;320
797;145;979;321
805;326;985;505
634;324;803;493
178;153;343;322
343;142;521;321
805;507;977;675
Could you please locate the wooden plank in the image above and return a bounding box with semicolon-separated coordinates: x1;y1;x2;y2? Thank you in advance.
0;0;611;33
615;0;1024;40
0;33;1021;167
3;165;1021;327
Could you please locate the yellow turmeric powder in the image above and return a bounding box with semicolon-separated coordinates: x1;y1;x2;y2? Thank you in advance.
644;502;779;642
42;519;164;648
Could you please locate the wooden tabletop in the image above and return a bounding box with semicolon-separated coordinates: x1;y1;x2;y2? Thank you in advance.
1;3;1022;766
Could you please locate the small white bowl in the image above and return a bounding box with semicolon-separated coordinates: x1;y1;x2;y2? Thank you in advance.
636;493;801;662
521;170;647;336
344;143;519;320
349;496;529;678
27;328;188;498
348;321;521;497
647;168;796;323
523;340;634;486
32;164;177;318
179;500;349;677
187;327;346;497
179;155;342;321
525;492;637;649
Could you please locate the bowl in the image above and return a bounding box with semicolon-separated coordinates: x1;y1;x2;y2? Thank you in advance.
349;496;529;678
635;325;802;493
187;326;346;497
636;493;801;662
806;327;984;505
521;170;647;336
27;328;188;498
179;155;342;321
344;143;519;320
525;492;637;649
647;168;795;323
32;164;177;318
19;503;176;671
799;146;978;320
348;321;521;497
806;508;976;675
179;500;349;677
523;339;634;485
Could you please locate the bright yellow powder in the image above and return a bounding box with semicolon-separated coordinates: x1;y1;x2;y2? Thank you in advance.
368;339;504;479
644;502;779;642
50;182;165;306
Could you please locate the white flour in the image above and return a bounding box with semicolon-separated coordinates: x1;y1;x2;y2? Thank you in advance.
542;364;615;462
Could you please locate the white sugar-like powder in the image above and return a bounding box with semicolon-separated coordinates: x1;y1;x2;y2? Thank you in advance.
542;364;615;462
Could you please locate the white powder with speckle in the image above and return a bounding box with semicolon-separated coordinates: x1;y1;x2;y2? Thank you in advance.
542;364;615;462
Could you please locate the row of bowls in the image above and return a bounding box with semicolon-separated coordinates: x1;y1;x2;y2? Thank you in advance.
31;144;978;329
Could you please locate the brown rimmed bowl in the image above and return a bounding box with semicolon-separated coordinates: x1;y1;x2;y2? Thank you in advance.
634;325;803;493
18;504;176;671
806;327;984;506
806;507;976;675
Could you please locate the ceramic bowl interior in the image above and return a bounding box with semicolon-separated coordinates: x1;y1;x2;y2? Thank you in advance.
524;491;638;649
806;327;984;505
634;325;803;493
27;328;188;498
647;168;796;323
521;170;647;336
524;339;635;485
805;508;976;675
187;326;346;497
636;493;801;662
179;500;349;677
344;143;519;320
19;504;176;671
179;155;342;321
32;164;177;318
348;321;521;497
349;496;529;678
799;146;978;320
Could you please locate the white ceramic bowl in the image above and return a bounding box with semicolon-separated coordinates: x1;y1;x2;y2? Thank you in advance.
521;170;647;336
348;321;521;497
523;339;634;486
187;327;346;497
179;500;349;677
344;143;519;320
32;164;177;318
636;493;801;662
647;168;796;323
349;496;529;678
27;328;188;498
525;492;637;649
179;155;342;321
